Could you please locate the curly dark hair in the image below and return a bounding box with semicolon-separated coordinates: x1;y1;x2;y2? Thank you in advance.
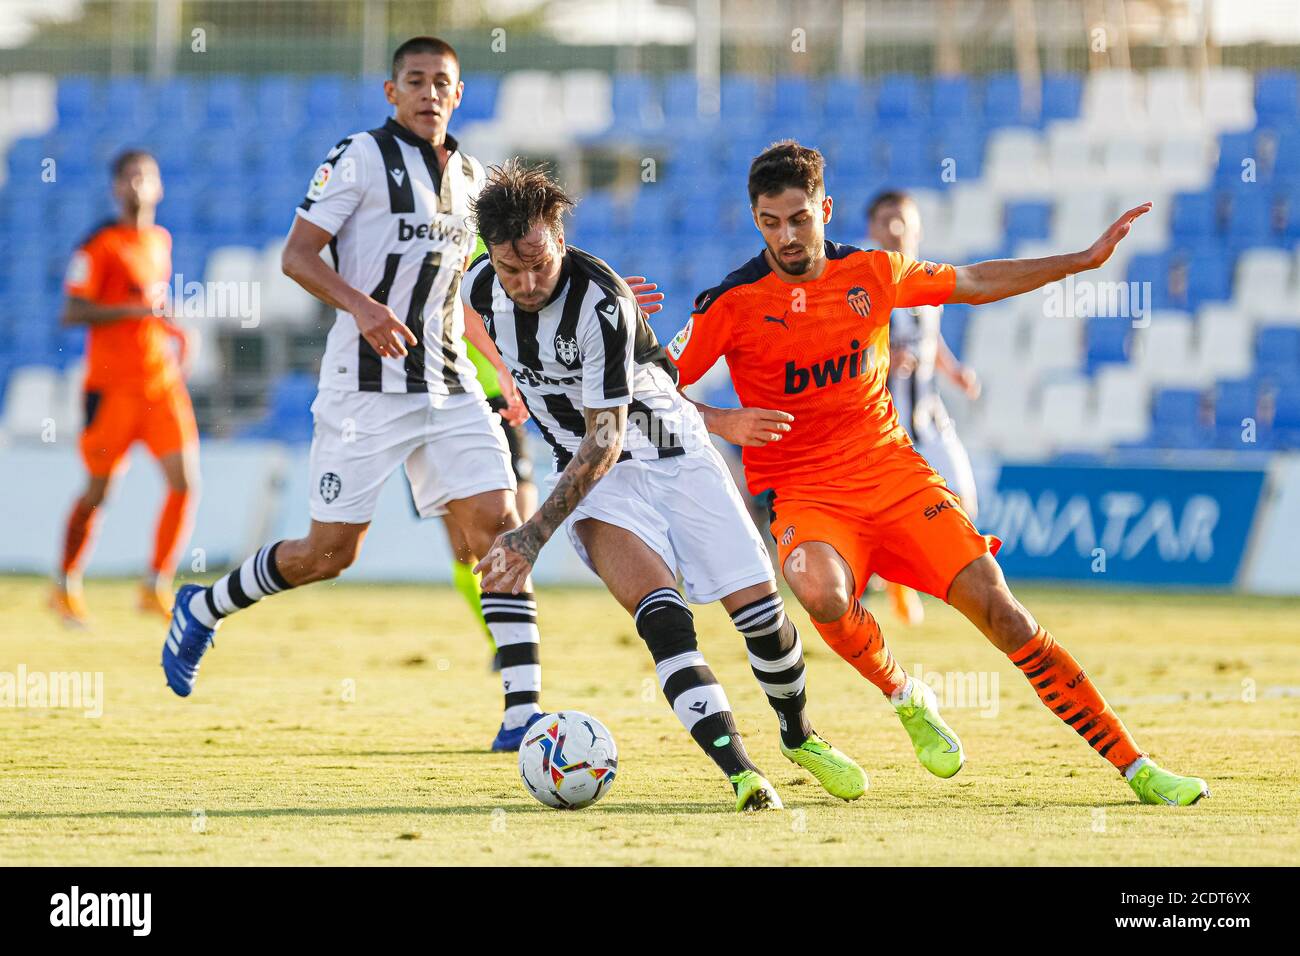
471;159;575;251
747;140;825;206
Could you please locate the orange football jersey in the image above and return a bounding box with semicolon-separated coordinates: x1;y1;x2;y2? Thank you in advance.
668;241;956;495
64;222;177;393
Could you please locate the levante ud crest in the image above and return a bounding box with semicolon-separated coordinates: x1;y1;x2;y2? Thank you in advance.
554;333;580;369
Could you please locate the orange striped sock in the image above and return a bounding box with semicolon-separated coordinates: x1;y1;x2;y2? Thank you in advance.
812;601;907;698
1011;628;1143;771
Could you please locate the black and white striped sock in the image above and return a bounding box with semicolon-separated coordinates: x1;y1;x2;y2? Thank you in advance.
481;591;542;730
635;587;759;780
187;542;292;629
730;593;813;749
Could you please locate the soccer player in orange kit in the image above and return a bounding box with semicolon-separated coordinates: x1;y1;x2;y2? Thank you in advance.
667;141;1208;806
52;149;198;625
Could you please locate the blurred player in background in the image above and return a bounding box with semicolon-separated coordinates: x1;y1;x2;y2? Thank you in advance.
671;141;1209;806
868;189;982;626
53;149;198;626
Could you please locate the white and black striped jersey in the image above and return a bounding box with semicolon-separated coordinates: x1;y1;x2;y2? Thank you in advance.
297;117;485;397
888;304;951;438
462;246;709;470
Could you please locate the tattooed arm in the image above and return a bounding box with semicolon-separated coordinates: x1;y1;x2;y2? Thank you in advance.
475;404;627;594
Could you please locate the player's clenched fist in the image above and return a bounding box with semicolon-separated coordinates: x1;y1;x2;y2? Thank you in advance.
707;406;795;447
352;297;418;358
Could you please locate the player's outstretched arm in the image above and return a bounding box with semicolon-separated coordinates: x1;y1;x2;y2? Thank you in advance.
281;216;418;359
476;404;626;593
949;202;1151;306
683;392;794;446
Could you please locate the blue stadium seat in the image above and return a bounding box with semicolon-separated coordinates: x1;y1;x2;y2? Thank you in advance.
240;373;317;443
55;76;97;129
876;74;926;123
1183;253;1233;309
939;302;972;360
1170;192;1218;242
1256;327;1300;383
823;76;870;122
1213;378;1264;448
1085;317;1131;372
1004;201;1052;242
769;74;817;123
1150;388;1208;448
457;72;499;122
933;123;984;181
1273;129;1300;182
931;75;976;121
1041;73;1083;124
1224;190;1277;245
607;74;660;137
1255;70;1299;127
984;73;1031;127
1126;252;1176;310
1274;383;1300;448
1212;131;1257;189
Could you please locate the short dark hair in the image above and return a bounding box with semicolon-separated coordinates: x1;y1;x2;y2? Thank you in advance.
472;160;575;252
747;140;825;206
866;189;914;221
110;148;155;180
391;36;460;80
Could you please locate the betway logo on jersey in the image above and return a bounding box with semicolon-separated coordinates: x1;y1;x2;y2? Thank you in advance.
513;367;580;388
784;340;876;394
396;214;471;248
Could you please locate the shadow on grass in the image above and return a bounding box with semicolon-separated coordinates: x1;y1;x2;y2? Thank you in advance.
0;802;740;821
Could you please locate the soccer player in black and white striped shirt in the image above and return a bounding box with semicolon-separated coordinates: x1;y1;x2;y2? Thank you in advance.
464;161;869;811
161;38;547;749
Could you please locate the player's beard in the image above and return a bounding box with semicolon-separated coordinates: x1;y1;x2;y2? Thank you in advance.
772;241;814;275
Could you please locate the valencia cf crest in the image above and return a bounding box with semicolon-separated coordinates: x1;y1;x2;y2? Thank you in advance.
846;286;872;317
554;333;580;369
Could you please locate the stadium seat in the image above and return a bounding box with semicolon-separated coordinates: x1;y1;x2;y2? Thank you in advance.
876;74;927;124
1024;311;1083;376
1236;248;1298;321
1041;73;1083;124
1274;383;1300;447
1255;327;1300;383
1134;312;1203;386
1213;378;1262;448
1081;70;1146;133
1195;305;1255;380
822;76;869;122
1255;70;1299;127
984;127;1049;195
0;364;59;440
1202;68;1256;133
1085;316;1131;372
1150;387;1208;448
1170;192;1219;242
1036;377;1098;451
1145;68;1203;135
1093;364;1150;444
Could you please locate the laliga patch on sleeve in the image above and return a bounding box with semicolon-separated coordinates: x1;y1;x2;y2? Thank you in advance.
667;316;693;360
65;249;91;287
306;162;333;201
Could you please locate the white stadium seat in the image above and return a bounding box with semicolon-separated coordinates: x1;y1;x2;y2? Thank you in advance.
1052;189;1111;248
1;365;60;441
1135;311;1206;387
985;127;1049;197
560;71;613;137
1236;248;1300;323
1035;376;1100;451
945;183;1003;256
963;304;1025;381
1202;67;1256;133
1046;123;1099;188
1024;311;1084;376
1155;134;1213;191
202;245;262;329
1081;69;1148;133
1145;68;1205;135
1194;305;1254;380
493;71;570;150
258;239;320;327
1093;364;1151;443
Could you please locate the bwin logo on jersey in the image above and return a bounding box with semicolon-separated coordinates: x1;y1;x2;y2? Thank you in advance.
553;334;581;369
319;472;342;504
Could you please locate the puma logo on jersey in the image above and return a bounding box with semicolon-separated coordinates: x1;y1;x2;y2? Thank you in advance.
784;340;875;394
389;167;406;186
764;313;790;328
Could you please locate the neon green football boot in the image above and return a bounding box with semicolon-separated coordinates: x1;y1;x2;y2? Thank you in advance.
1127;761;1210;806
893;679;964;778
780;733;868;800
731;770;784;812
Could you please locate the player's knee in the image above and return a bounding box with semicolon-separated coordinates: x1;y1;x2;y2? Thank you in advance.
989;591;1037;650
633;589;697;663
786;568;850;622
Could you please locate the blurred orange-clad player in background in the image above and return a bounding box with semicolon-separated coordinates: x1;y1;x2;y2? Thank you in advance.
52;149;199;625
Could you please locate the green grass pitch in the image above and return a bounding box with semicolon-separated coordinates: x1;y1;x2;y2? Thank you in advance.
2;576;1297;865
